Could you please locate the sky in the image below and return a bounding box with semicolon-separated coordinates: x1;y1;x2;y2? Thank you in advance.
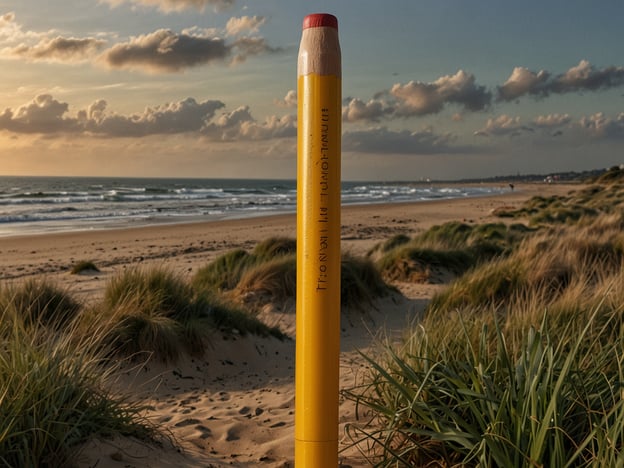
1;0;623;181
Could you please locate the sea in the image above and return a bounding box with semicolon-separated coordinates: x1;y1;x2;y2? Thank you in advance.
0;176;507;237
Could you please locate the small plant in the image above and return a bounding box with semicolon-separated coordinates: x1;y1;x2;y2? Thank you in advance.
70;260;100;274
192;249;253;293
100;266;286;360
0;279;81;330
0;303;155;466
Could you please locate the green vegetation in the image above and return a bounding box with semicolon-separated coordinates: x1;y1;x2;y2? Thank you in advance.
0;290;155;467
345;182;624;466
0;279;81;330
99;267;285;361
374;222;532;283
194;236;394;311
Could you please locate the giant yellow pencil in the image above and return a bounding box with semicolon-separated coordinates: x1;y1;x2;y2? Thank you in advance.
295;13;342;467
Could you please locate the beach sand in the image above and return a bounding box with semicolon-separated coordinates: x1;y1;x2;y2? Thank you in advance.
0;182;575;467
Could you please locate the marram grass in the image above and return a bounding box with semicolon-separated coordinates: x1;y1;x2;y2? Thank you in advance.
345;303;624;467
0;300;155;467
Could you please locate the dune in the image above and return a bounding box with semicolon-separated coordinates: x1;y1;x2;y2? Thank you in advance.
0;182;574;467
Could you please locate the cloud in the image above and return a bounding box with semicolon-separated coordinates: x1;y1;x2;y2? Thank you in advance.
82;97;225;136
390;70;492;116
578;112;624;139
275;90;297;108
202;106;296;141
532;113;571;128
103;0;235;13
342;126;465;154
497;67;550;101
474;114;525;137
0;94;78;133
0;11;53;45
4;36;106;62
0;94;225;136
342;98;391;122
225;16;266;37
99;29;276;73
0;94;296;141
497;60;624;101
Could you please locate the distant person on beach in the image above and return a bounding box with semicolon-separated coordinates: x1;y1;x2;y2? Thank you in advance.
509;183;515;191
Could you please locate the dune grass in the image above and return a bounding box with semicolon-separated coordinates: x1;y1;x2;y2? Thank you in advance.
346;201;624;466
0;279;81;331
374;221;533;283
429;214;624;312
99;266;285;361
194;237;395;311
0;290;155;467
345;299;624;467
70;260;100;274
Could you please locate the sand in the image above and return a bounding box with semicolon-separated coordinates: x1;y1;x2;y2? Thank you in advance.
0;182;575;467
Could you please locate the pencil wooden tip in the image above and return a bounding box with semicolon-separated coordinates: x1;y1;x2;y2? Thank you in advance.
303;13;338;30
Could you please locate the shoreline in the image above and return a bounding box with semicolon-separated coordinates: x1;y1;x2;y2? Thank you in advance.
1;181;579;467
0;182;572;291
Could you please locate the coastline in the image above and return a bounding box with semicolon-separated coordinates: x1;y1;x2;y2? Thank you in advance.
1;181;577;467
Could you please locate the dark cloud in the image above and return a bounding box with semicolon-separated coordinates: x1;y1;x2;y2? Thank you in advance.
390;70;492;116
5;36;106;62
99;29;276;73
103;0;235;13
342;126;466;154
498;60;624;101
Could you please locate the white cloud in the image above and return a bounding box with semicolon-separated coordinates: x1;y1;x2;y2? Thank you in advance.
103;0;235;13
497;60;624;101
533;113;571;128
202;106;296;141
474;114;525;137
390;70;491;116
578;112;624;139
225;16;266;37
497;67;550;101
342;98;390;122
275;90;297;108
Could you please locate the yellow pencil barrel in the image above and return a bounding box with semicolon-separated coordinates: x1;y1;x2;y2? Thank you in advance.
295;13;342;467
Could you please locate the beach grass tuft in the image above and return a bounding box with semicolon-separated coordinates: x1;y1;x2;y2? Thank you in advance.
374;221;530;283
0;279;81;330
0;296;155;467
195;238;395;312
99;266;285;360
345;300;624;467
70;260;100;274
